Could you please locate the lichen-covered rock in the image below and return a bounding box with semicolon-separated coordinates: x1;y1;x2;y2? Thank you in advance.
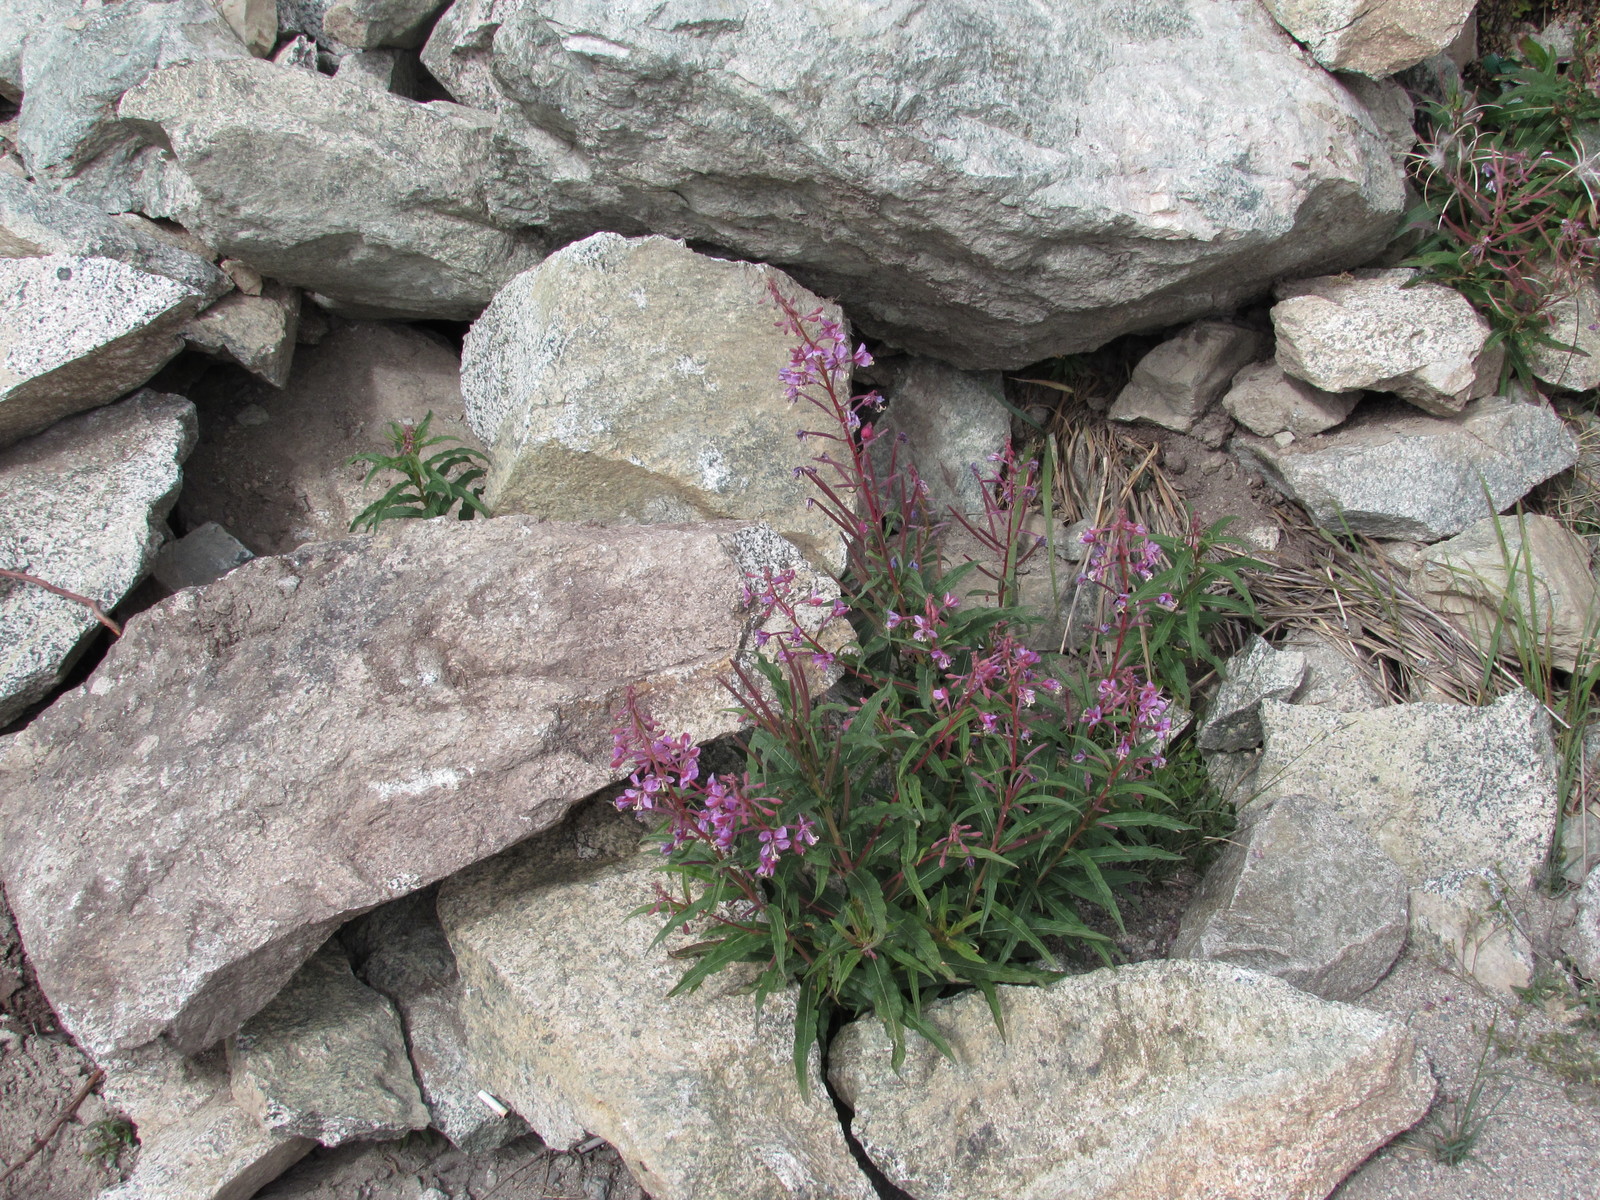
463;233;846;572
0;391;195;727
17;0;247;210
876;358;1010;518
1414;514;1599;674
0;517;843;1056
1232;394;1577;541
183;280;301;387
1261;0;1478;78
0;254;209;448
1170;795;1408;1001
1221;360;1360;438
423;0;1402;367
1252;689;1559;890
1273;270;1497;415
118;58;544;319
438;808;877;1200
0;173;229;301
227;944;430;1146
1196;636;1307;752
829;959;1434;1200
1108;320;1268;433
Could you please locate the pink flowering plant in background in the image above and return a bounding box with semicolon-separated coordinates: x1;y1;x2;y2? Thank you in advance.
610;284;1259;1082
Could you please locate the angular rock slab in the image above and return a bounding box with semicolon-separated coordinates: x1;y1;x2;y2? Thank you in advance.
1278;629;1389;712
1252;689;1559;890
829;959;1434;1200
119;58;544;319
1273;270;1496;416
423;0;1402;368
177;320;474;555
1233;394;1577;541
0;391;196;727
463;233;846;572
184;280;301;387
1415;513;1599;674
1262;0;1476;78
228;943;429;1146
1196;635;1307;752
1170;795;1408;1001
0;254;210;448
438;810;877;1200
1408;869;1536;996
150;522;255;592
1568;866;1600;982
1107;320;1268;433
1221;360;1359;439
17;0;248;210
0;517;843;1056
0;0;80;101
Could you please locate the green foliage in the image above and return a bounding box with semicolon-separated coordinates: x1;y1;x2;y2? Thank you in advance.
81;1117;136;1168
347;411;490;532
1405;34;1600;387
1407;1021;1510;1166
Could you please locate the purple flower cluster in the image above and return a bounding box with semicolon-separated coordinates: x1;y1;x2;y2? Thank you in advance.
610;695;819;877
743;566;850;671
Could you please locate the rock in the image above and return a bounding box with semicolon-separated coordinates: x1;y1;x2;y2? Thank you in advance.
1339;76;1417;170
1252;689;1558;890
213;0;278;55
344;891;526;1153
0;391;195;727
1233;394;1577;541
828;959;1434;1200
17;0;248;211
1170;795;1408;1001
0;254;210;448
1414;513;1599;674
276;0;330;46
422;0;1403;368
1196;636;1307;752
0;0;80;101
463;233;846;572
1221;360;1360;438
324;0;446;48
1272;270;1498;416
1261;0;1478;78
0;173;230;301
149;521;255;591
1530;277;1600;393
96;1043;312;1200
0;517;844;1056
1562;802;1600;886
1108;320;1269;433
875;358;1010;518
177;321;475;554
1568;866;1600;981
118;58;544;320
1408;869;1536;995
1278;629;1389;712
1204;748;1261;807
227;943;429;1146
184;280;302;387
272;32;319;69
438;808;877;1200
333;48;420;95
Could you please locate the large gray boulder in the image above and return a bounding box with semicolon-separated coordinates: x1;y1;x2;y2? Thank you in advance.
423;0;1403;367
227;943;430;1146
829;960;1434;1200
1272;270;1498;416
177;321;475;555
1261;0;1478;78
0;254;210;448
0;517;844;1056
1252;690;1559;890
462;233;846;572
1170;794;1408;1001
438;805;877;1200
17;0;247;210
118;58;545;319
1414;514;1599;674
0;173;229;301
1233;394;1577;541
0;391;195;727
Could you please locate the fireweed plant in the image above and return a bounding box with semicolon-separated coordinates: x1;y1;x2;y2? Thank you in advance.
1407;34;1600;387
610;286;1259;1084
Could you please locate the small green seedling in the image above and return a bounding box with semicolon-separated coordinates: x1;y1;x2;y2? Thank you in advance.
1408;1020;1510;1166
348;411;490;532
81;1117;136;1168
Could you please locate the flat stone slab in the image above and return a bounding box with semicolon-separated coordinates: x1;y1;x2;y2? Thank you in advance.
0;517;841;1057
829;959;1434;1200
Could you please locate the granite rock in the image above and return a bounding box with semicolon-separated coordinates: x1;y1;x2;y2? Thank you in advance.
184;280;301;387
1261;0;1478;78
1108;320;1268;433
875;357;1010;518
1196;635;1308;752
149;522;254;592
1221;360;1360;438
